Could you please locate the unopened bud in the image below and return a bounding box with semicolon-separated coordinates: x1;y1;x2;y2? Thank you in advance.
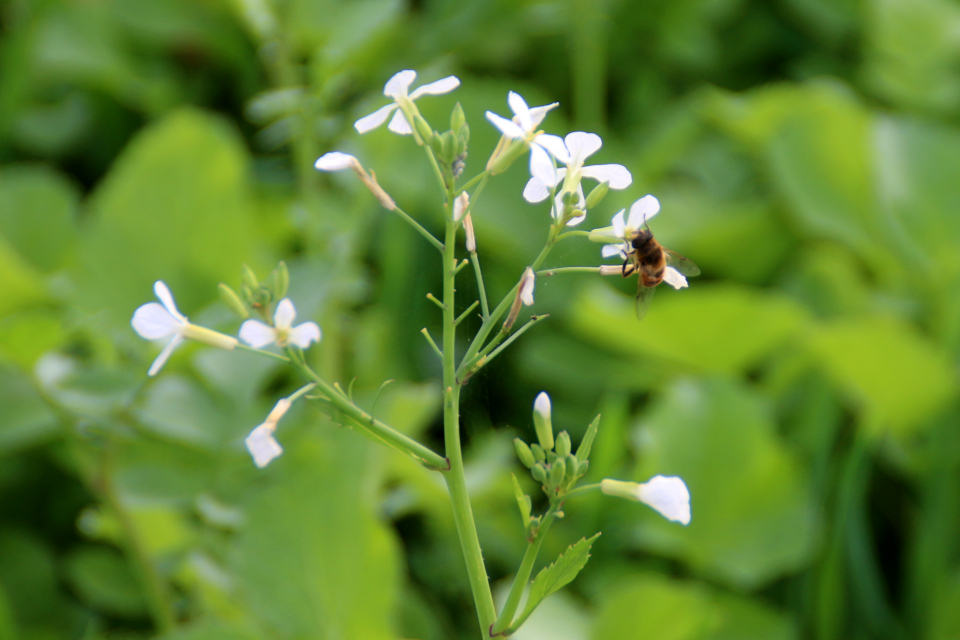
275;261;289;300
486;137;526;175
549;460;566;487
413;115;434;143
530;443;546;462
514;438;536;468
586;181;610;210
463;213;476;252
450;102;465;132
531;463;547;483
555;431;571;458
242;265;259;291
218;283;249;319
440;131;456;163
533;392;554;451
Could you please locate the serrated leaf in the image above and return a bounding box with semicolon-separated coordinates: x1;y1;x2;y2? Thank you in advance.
511;473;531;527
576;414;600;463
512;533;601;631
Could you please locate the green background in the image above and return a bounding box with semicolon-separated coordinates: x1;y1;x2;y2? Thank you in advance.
2;0;960;638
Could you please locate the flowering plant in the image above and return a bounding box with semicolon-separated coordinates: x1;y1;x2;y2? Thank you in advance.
132;70;697;638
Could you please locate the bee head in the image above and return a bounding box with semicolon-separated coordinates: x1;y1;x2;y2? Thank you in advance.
630;228;653;248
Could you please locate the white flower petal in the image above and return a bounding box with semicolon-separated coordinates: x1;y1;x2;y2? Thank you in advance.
628;195;660;228
273;299;297;330
245;423;283;468
387;108;413;135
384;70;417;98
636;475;690;525
581;164;632;189
526;102;559;130
409;75;460;98
565;131;602;162
239;319;277;348
288;322;322;348
535;133;571;164
486;111;525;138
523;177;551;203
602;243;624;258
507;91;532;130
132;302;182;340
662;267;688;290
148;334;184;377
534;391;551;420
611;209;626;237
529;144;557;186
153;281;186;323
354;103;397;133
315;152;359;171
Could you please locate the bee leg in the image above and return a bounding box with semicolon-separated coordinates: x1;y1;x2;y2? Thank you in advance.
621;259;635;278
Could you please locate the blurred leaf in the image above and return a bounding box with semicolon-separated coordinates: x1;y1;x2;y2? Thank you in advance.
134;375;231;448
590;575;717;640
0;310;65;371
0;530;64;628
0;365;59;455
0;581;17;640
62;545;146;618
511;589;590;640
571;283;806;374
0;234;45;318
863;0;960;114
78;108;256;325
515;533;601;629
0;165;78;272
156;621;259;640
35;354;138;419
928;572;960;640
231;428;399;639
128;506;192;556
808;316;957;434
633;377;818;588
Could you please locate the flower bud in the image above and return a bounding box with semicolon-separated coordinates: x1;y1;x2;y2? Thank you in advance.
274;261;289;300
486;138;526;175
564;454;580;480
514;438;536;468
532;392;554;452
585;180;610;210
530;443;546;462
242;265;259;291
218;283;249;319
440;131;457;163
459;122;470;144
549;460;566;487
463;212;476;252
450;102;465;132
555;431;571;458
531;463;547;483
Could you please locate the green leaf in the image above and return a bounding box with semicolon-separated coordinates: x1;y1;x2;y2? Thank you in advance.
62;545;146;618
0;365;59;455
808;316;957;434
511;473;531;527
512;533;601;631
77;108;256;327
633;377;817;589
576;414;600;463
571;283;806;374
0;165;78;273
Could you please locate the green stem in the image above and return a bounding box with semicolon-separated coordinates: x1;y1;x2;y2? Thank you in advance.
563;482;602;500
286;352;448;470
536;266;602;276
394;204;445;252
459;314;548;382
235;343;291;363
492;511;558;635
471;251;490;320
441;198;497;635
459;170;490;194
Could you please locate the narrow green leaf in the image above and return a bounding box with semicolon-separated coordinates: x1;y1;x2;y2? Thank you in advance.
512;533;601;631
576;414;601;463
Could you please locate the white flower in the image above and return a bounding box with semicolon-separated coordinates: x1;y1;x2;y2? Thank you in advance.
131;281;237;376
486;91;570;185
314;151;362;172
522;131;632;226
600;195;688;290
245;398;291;468
601;475;691;525
239;299;321;349
354;69;460;135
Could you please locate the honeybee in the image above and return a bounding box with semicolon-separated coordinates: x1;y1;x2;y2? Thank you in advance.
622;227;700;319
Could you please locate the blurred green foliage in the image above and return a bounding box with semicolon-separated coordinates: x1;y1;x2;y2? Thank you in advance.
1;0;959;639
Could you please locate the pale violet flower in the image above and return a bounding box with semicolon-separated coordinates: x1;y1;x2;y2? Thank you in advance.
601;475;691;525
486;91;570;185
239;299;321;349
245;398;291;468
132;281;238;376
519;267;535;306
354;70;460;135
601;195;688;290
522;131;632;226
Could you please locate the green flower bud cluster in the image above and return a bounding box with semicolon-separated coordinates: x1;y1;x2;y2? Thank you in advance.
424;103;470;180
219;262;290;322
512;393;599;498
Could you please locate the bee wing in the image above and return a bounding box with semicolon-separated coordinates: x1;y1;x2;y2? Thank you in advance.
665;250;700;277
635;283;656;320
